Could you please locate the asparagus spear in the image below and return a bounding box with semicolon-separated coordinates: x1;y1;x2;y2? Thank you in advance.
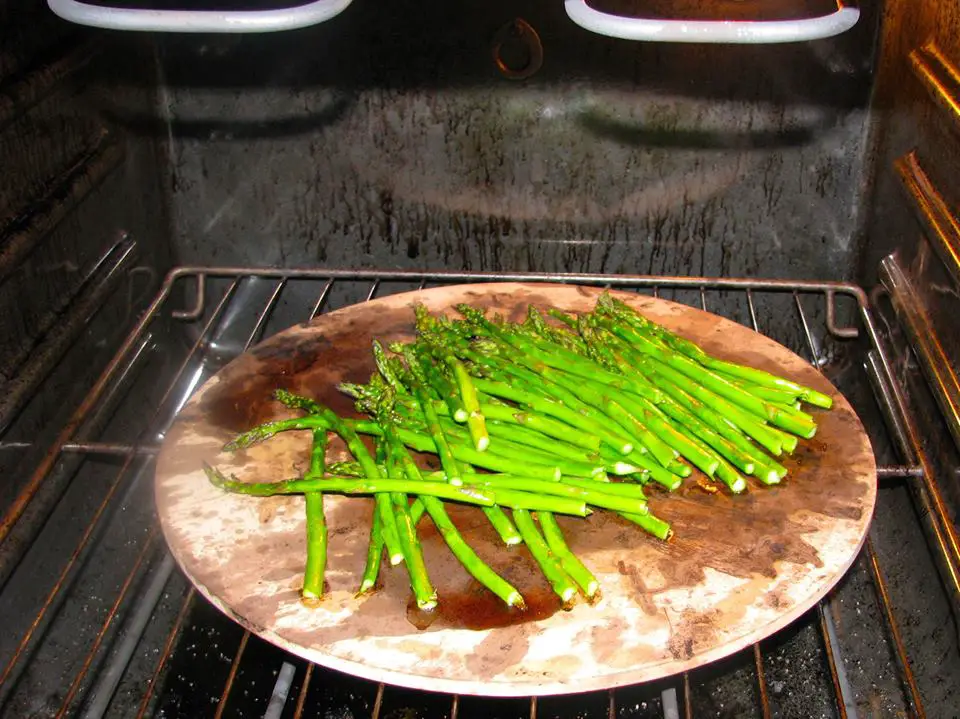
512;509;578;607
598;292;833;408
403;348;460;484
301;428;328;605
417;350;469;422
283;398;406;566
619;510;674;541
484;419;604;464
451;343;636;455
379;404;526;609
358;439;389;594
537;512;600;600
449;357;489;451
599;318;817;438
455;304;661;405
373;417;438;610
469;476;649;515
204;466;495;505
403;348;521;546
468;381;603;452
227;413;564;480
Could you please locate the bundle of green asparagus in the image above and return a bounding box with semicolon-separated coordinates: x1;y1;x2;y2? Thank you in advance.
205;292;832;613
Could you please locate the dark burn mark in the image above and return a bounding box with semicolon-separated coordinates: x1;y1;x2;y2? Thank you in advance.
407;582;561;632
200;304;416;432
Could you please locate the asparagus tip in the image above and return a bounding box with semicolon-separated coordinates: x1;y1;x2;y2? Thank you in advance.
203;463;229;488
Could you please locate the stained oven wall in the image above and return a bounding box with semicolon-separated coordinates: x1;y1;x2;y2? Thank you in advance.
152;0;880;281
0;3;171;598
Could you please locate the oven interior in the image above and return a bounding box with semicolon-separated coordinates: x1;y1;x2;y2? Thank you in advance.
2;0;960;716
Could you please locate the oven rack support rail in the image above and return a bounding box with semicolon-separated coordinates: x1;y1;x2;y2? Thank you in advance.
0;267;947;718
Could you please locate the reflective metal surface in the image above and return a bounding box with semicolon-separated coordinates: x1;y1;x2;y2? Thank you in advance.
880;254;960;454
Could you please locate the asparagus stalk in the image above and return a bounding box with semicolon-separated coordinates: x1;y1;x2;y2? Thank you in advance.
448;357;489;451
383;452;437;610
512;509;578;606
358;439;389;594
455;304;661;405
469;476;649;515
524;305;586;353
295;399;406;566
619;510;673;541
301;428;328;605
358;509;384;595
537;512;600;600
468;381;603;452
372;340;410;397
403;348;461;484
403;350;521;546
381;408;526;609
232;413;564;480
601;318;817;438
418;350;469;422
599;292;833;408
204;466;496;504
562;477;647;499
453;344;636;455
469;469;524;546
484;419;604;464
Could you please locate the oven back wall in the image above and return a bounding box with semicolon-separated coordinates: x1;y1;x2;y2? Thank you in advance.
151;0;879;278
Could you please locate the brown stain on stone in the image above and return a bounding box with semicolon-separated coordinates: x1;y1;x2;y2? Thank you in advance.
588;616;637;668
617;561;658;616
667;609;721;661
466;624;533;678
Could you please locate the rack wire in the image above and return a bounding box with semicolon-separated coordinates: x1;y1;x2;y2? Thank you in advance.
0;267;950;718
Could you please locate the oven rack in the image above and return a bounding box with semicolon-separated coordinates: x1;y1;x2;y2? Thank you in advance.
0;267;952;718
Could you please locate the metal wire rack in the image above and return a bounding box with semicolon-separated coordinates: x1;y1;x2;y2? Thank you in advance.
0;267;954;718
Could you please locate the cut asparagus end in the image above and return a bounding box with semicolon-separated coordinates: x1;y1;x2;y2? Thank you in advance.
729;476;747;494
803;389;834;409
583;581;601;601
416;596;439;611
507;592;527;609
300;592;322;608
